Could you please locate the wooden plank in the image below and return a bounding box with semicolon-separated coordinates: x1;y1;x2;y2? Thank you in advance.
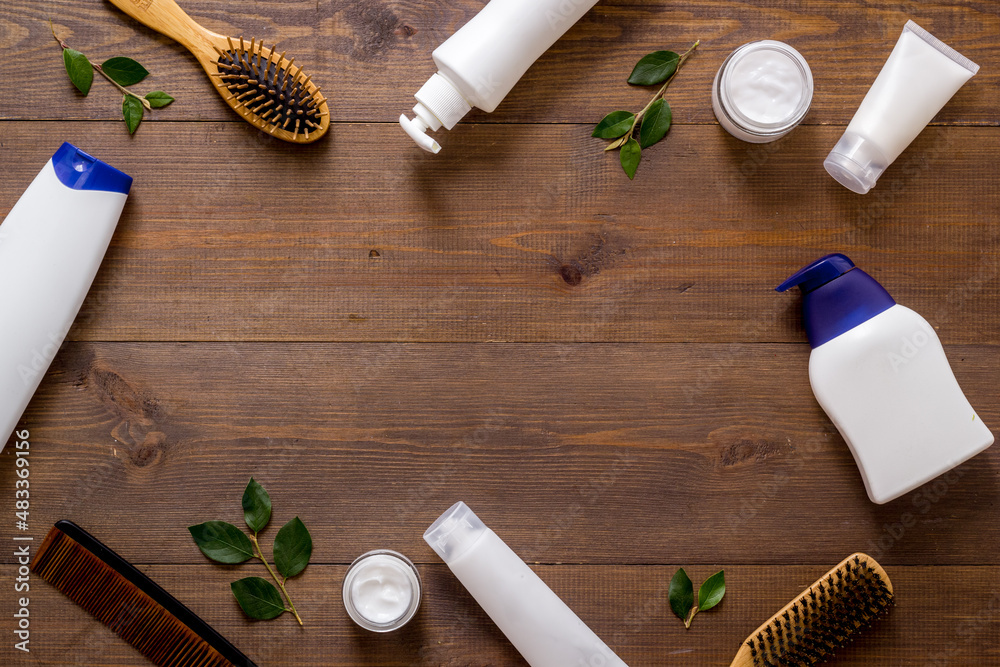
1;122;997;344
2;563;997;665
5;0;998;124
1;342;997;565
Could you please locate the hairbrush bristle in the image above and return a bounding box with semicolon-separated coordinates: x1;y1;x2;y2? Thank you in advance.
215;37;326;141
731;553;894;667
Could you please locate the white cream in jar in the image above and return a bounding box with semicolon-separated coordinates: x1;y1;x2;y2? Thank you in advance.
712;40;813;143
343;550;421;632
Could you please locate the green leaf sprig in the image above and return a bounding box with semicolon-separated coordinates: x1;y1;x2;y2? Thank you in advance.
669;568;725;629
593;41;699;179
189;478;313;625
51;22;174;135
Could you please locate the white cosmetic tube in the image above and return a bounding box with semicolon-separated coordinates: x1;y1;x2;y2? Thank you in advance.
425;502;628;667
400;0;600;153
0;144;131;451
824;20;979;194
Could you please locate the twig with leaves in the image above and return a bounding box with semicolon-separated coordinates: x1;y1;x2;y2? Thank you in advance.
669;568;725;629
593;41;699;179
50;21;174;134
189;478;313;625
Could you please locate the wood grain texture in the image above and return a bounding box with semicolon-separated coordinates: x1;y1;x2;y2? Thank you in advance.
3;0;999;124
1;0;998;664
2;563;998;665
0;122;998;344
0;342;997;565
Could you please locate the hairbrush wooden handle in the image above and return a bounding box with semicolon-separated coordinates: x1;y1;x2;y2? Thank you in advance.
107;0;329;143
107;0;224;65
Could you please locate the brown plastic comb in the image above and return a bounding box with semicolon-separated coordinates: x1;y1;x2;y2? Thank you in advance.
32;521;257;667
730;553;894;666
108;0;328;143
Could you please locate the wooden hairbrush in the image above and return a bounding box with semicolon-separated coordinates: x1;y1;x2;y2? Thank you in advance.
108;0;328;143
32;520;257;667
731;553;894;666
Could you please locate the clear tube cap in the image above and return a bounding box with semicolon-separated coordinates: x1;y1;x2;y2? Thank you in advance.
824;131;891;194
423;501;486;564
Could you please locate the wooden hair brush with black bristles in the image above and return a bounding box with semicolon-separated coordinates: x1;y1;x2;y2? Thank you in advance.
730;553;894;666
32;521;257;667
108;0;328;143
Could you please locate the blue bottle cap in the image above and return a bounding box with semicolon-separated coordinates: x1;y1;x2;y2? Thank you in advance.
51;143;132;195
776;253;896;348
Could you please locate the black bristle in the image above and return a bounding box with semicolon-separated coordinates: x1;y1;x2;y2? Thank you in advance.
745;556;893;666
216;38;322;131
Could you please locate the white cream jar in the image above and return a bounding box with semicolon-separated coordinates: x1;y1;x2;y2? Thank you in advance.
342;550;421;632
712;40;813;143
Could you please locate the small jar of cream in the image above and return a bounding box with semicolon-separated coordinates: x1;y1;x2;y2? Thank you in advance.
712;40;813;143
343;550;421;632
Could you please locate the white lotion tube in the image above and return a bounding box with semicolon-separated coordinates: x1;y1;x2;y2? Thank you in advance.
825;20;979;194
0;143;132;451
425;502;628;667
400;0;600;153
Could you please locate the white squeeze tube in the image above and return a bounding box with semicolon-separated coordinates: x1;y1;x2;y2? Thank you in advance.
424;501;629;667
399;0;600;153
824;20;979;194
0;143;132;451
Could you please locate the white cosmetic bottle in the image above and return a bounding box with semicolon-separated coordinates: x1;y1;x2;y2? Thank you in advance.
778;254;993;504
399;0;600;153
0;143;132;451
825;20;979;194
425;501;628;667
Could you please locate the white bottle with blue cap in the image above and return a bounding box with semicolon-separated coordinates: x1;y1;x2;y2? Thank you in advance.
778;253;993;504
0;143;132;451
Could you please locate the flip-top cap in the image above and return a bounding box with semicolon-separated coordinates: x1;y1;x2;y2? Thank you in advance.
424;501;486;564
51;143;132;194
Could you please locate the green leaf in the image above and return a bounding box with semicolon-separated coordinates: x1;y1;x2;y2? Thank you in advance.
230;577;286;620
592;110;635;139
619;138;641;180
604;134;630;151
628;50;680;86
242;478;272;533
273;516;312;578
669;568;694;621
101;56;149;86
188;521;254;563
144;91;175;108
63;48;93;95
638;98;672;149
698;570;726;611
122;95;144;134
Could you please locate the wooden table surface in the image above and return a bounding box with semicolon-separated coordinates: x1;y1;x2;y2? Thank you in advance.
2;0;998;665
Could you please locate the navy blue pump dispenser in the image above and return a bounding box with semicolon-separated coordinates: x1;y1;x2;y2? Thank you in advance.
776;253;896;348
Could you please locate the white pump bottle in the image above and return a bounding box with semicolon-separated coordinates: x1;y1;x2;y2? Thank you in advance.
778;254;993;504
0;143;132;451
400;0;600;153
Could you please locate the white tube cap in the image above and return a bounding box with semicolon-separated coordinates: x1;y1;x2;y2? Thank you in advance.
424;501;486;564
400;73;472;153
824;131;891;195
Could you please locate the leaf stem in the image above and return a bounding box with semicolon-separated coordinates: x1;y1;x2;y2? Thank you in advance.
50;21;152;110
94;64;153;110
625;40;700;138
250;533;304;626
684;605;699;629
